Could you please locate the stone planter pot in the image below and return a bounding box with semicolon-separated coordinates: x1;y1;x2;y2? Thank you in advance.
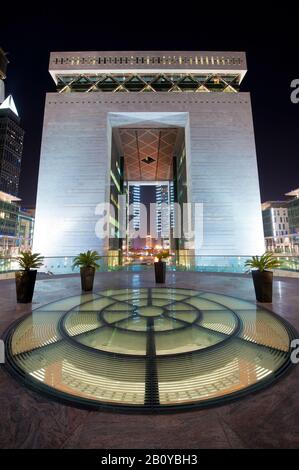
80;266;95;291
15;269;37;303
252;270;273;302
154;261;166;283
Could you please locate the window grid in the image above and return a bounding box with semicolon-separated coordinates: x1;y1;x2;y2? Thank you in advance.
53;55;243;67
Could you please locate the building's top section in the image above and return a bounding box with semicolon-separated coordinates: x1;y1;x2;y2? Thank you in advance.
0;48;9;80
262;189;299;209
285;188;299;199
50;51;247;73
0;191;20;203
0;95;19;117
49;51;247;94
261;201;288;211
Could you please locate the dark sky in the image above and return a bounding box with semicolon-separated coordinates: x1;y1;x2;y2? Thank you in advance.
1;10;299;206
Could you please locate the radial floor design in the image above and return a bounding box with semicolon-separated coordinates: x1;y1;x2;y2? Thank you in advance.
4;288;297;412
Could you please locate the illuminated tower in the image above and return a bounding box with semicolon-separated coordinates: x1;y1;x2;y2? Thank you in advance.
155;183;170;239
0;96;23;196
0;48;25;254
129;184;141;230
0;48;8;103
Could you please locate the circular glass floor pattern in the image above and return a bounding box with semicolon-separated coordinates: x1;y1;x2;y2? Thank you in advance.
5;288;296;411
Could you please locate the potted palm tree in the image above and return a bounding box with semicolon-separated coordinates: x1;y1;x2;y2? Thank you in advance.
15;251;44;303
245;252;282;302
154;250;169;284
72;250;101;291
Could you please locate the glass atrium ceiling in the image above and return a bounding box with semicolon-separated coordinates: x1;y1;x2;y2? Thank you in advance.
5;288;296;412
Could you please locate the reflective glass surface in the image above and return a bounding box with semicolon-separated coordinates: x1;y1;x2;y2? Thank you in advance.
5;288;296;411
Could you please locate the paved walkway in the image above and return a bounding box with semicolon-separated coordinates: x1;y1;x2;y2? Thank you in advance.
0;271;298;448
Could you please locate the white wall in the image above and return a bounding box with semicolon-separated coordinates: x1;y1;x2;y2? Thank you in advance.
189;97;264;255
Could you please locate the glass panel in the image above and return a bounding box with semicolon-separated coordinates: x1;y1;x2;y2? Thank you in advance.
76;298;115;311
158;338;288;405
34;294;100;311
199;310;237;335
11;312;62;355
77;327;146;355
64;311;103;337
200;292;257;310
6;288;295;410
155;326;226;355
237;309;290;351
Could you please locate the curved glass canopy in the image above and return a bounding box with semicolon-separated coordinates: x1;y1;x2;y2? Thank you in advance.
5;288;296;411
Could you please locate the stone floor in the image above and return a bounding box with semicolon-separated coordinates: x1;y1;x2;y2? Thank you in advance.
0;271;299;449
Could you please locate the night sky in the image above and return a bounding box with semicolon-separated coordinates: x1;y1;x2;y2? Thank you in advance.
1;10;298;206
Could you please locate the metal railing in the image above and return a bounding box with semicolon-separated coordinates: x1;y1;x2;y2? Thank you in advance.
1;254;299;276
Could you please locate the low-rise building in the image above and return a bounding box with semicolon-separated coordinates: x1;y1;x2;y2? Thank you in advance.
0;190;20;255
17;208;35;252
285;189;299;235
262;189;299;254
0;192;35;256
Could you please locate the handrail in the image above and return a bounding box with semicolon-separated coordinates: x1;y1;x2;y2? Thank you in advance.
1;254;299;275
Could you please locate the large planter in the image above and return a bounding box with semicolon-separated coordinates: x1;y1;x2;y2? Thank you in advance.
154;261;166;283
252;270;273;302
15;269;37;303
80;266;95;291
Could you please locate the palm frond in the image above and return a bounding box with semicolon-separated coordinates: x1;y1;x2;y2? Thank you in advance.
156;250;170;261
245;252;282;273
72;250;101;269
16;251;44;271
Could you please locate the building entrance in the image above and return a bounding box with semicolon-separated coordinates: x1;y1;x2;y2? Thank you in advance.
109;122;188;265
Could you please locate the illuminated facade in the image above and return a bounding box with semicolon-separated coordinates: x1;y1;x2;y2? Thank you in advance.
33;51;264;257
0;48;8;103
0;96;23;196
18;208;35;251
156;183;170;240
262;189;299;254
129;184;141;231
0;57;25;254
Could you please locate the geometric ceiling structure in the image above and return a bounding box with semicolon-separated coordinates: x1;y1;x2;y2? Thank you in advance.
56;73;241;93
118;128;178;181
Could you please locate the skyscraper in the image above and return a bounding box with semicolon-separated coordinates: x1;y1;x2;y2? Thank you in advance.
129;184;141;231
155;183;170;240
0;48;25;255
0;48;8;103
0;96;23;196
